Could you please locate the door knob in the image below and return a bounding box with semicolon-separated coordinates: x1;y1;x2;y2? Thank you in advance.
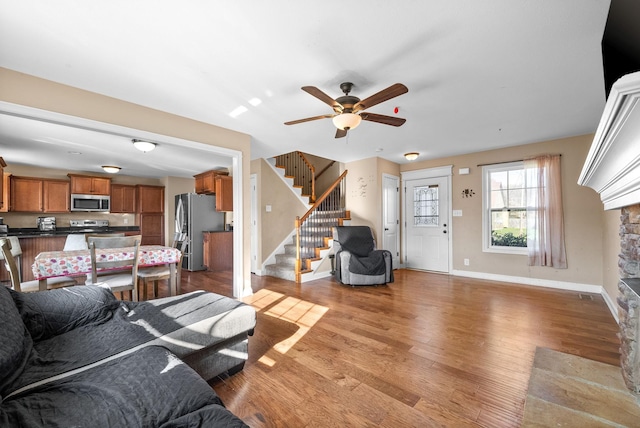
443;230;447;234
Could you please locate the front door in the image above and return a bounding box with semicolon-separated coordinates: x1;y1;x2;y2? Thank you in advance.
404;176;449;272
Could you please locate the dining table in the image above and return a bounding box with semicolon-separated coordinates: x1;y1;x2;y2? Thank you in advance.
31;245;182;295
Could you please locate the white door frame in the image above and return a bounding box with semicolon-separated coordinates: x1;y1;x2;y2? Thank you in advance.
250;174;258;274
401;165;453;273
0;101;249;297
381;173;400;268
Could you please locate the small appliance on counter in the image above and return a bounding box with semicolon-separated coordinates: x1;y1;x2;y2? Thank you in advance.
37;216;56;231
0;217;7;236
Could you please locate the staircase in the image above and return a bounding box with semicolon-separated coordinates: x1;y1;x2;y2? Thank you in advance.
263;156;349;283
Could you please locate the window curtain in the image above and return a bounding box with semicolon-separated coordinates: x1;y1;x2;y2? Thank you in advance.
525;154;567;268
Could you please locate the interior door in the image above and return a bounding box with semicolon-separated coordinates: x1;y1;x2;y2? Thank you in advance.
382;174;400;268
404;176;449;272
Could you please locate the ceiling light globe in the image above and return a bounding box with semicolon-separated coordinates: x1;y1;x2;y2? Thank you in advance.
404;152;419;161
132;139;156;152
332;113;362;131
102;165;121;173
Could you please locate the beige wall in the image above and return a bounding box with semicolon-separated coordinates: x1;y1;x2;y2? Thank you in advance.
251;158;308;267
400;134;606;287
0;67;252;295
343;157;400;245
344;157;379;238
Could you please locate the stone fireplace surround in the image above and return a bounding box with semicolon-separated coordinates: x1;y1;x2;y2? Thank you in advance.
618;205;640;396
579;71;640;398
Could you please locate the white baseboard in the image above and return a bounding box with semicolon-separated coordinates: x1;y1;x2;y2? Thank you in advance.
601;288;619;324
451;269;621;322
451;269;602;293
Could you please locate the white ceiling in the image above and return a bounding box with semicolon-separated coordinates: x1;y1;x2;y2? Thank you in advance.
0;1;622;179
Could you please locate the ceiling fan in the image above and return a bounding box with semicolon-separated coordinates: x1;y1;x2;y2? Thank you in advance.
284;82;408;138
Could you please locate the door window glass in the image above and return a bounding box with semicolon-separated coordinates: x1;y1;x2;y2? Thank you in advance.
414;185;439;226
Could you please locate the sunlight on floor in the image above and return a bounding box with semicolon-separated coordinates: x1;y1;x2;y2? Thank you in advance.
244;289;329;367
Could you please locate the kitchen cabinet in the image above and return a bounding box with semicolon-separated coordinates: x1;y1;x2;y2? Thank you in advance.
203;231;233;271
9;176;70;212
136;185;164;245
136;185;164;213
11;176;43;212
111;184;136;213
194;169;228;195
43;179;70;212
68;174;111;195
0;157;5;211
215;175;233;211
1;171;10;213
0;236;68;283
138;213;164;245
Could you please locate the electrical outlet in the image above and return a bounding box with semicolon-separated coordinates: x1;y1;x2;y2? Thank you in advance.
123;218;128;225
453;210;463;217
464;258;470;266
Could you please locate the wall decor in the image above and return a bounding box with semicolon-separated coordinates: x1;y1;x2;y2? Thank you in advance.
462;189;475;198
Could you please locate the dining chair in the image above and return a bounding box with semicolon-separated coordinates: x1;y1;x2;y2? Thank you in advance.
86;235;142;301
137;233;188;300
1;238;77;292
63;233;89;251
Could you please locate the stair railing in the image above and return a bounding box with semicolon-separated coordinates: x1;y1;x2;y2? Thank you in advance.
295;170;348;282
274;151;316;202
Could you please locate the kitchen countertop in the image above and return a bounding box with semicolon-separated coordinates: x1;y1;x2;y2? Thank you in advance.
4;226;141;238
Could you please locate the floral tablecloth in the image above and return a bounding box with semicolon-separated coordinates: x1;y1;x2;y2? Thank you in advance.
32;245;181;279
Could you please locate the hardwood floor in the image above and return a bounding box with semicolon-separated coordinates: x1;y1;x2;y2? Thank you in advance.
171;269;621;427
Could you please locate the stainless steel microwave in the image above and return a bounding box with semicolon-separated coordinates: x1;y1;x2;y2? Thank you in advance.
70;194;110;212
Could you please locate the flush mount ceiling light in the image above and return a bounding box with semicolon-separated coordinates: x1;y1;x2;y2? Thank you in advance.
102;165;121;173
332;113;362;131
404;152;419;161
132;139;156;152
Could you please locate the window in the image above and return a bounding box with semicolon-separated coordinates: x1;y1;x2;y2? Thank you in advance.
482;162;530;254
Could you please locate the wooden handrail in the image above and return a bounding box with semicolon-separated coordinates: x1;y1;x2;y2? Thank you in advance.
298;152;316;202
299;170;347;224
314;161;335;182
295;170;348;282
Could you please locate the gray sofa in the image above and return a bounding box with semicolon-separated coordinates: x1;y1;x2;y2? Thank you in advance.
0;284;257;427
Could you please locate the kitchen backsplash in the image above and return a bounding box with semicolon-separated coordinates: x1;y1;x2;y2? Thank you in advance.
1;212;136;229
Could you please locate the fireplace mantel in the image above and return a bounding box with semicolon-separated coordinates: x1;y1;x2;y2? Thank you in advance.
578;71;640;210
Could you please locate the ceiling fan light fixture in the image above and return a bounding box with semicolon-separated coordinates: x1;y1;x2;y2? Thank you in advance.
132;139;156;152
102;165;121;173
404;152;419;161
332;113;362;131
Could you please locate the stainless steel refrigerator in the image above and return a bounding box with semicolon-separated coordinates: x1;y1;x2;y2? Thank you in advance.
175;193;225;271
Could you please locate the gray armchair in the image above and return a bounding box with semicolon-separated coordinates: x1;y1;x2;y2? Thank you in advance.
332;226;393;286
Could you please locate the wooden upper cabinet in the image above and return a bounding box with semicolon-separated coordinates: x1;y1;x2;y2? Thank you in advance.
0;172;10;213
43;179;70;213
11;176;44;212
68;174;111;195
111;184;136;213
0;157;5;210
9;176;70;213
215;175;233;211
136;185;164;213
194;169;228;195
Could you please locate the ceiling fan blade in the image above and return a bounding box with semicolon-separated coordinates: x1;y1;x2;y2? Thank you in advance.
360;113;406;127
335;128;347;139
353;83;408;113
302;86;343;112
284;114;334;125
